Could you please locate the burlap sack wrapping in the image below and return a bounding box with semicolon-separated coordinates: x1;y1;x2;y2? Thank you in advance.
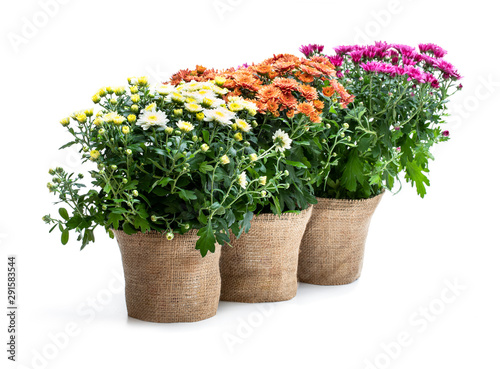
114;230;221;323
220;207;312;303
298;192;384;285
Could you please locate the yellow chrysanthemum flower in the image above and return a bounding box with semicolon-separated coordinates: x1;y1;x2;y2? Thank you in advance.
176;120;194;133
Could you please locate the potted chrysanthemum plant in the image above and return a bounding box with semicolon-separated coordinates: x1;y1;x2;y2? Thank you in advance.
169;53;354;302
43;76;288;322
298;42;462;285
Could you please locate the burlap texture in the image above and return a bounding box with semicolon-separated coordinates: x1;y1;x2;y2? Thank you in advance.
298;192;384;285
114;230;221;323
220;207;312;303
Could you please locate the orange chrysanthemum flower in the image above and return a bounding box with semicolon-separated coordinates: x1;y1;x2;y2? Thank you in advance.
309;112;321;123
196;65;207;74
257;85;282;101
268;71;279;79
267;99;279;112
297;84;318;101
296;72;314;83
286;109;296;119
252;64;273;75
313;100;324;111
279;92;298;110
322;85;335;97
297;102;316;116
300;65;322;77
272;77;299;93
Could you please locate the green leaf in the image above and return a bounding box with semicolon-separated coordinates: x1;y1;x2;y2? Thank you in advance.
226;209;236;227
103;183;112;194
199;162;214;174
107;213;123;230
340;151;365;192
123;222;136;235
61;230;69;245
238;211;253;237
284;160;308;169
58;208;69;221
178;189;197;201
134;216;150;233
405;161;430;198
196;223;216;257
202;130;210;143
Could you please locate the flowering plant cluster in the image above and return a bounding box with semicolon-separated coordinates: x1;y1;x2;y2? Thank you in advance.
301;42;462;198
44;77;289;256
170;54;354;212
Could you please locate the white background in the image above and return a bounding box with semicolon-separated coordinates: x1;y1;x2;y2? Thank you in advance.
1;0;499;368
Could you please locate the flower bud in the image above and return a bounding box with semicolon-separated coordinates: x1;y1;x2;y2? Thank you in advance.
215;76;226;86
165;127;174;134
201;143;209;152
98;88;107;97
220;155;230;165
102;205;107;210
243;141;250;147
113;115;126;125
284;170;289;177
106;86;114;94
110;165;117;171
196;112;204;121
347;136;351;142
98;128;105;135
132;190;139;197
127;114;136;124
166;232;174;241
60;117;70;126
183;224;190;230
151;215;158;222
174;130;182;135
131;94;140;103
83;146;89;152
325;123;331;129
129;85;139;94
110;98;118;105
122;178;128;184
234;132;243;141
98;163;105;170
115;86;126;96
122;126;130;134
252;122;258;128
131;104;139;113
92;94;101;103
90;150;100;160
192;135;198;142
340;132;345;138
260;190;267;197
343;123;349;129
174;109;183;116
126;149;132;155
93;117;103;127
259;176;267;185
137;76;148;86
48;168;55;175
249;153;258;162
76;113;87;123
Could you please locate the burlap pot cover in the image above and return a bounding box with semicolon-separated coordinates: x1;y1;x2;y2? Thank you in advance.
298;192;384;285
114;229;221;323
220;207;312;303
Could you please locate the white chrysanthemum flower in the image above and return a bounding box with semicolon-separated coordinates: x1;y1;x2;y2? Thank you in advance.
176;120;194;132
212;86;228;95
238;171;248;189
156;84;175;95
102;111;120;123
171;92;186;103
228;101;244;112
204;107;236;126
236;119;251;132
136;110;169;130
220;155;230;165
184;102;203;113
145;102;157;111
273;129;292;152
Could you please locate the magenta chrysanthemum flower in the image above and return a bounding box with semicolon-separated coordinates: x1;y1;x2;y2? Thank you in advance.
435;59;461;80
419;43;447;58
423;72;440;88
327;55;344;67
350;50;364;63
334;45;358;55
442;130;450;137
299;44;324;57
403;66;425;83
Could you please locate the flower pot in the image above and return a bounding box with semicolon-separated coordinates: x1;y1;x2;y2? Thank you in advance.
298;192;384;285
114;230;221;323
220;207;312;303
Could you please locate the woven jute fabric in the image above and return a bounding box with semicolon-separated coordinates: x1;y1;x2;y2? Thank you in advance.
298;192;384;285
114;230;221;323
220;207;312;303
